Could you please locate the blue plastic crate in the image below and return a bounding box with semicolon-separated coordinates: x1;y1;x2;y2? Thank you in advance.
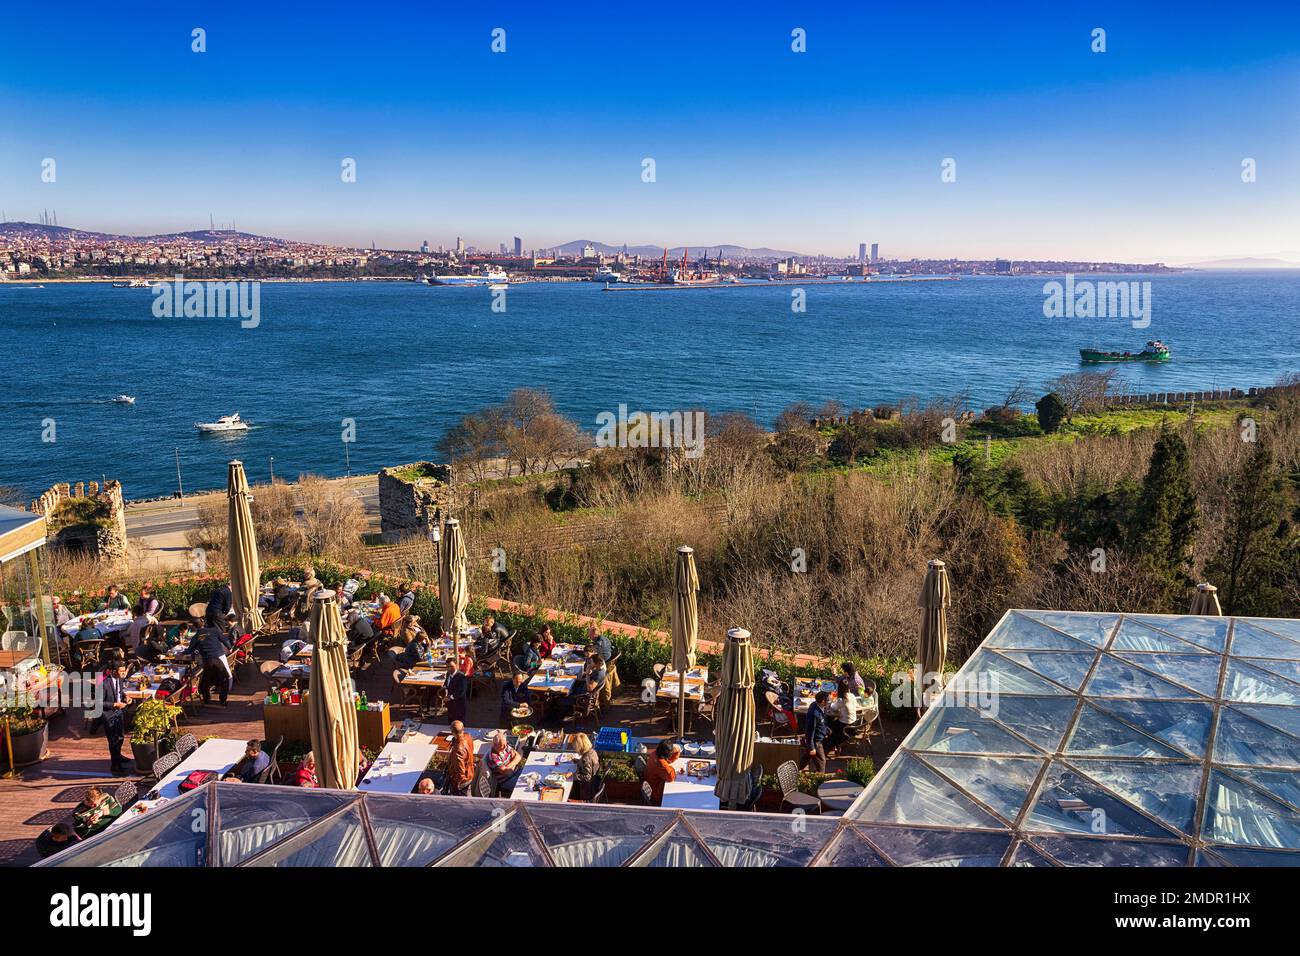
594;727;633;752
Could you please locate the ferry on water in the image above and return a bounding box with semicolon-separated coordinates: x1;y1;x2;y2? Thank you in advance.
431;268;508;287
1079;340;1171;363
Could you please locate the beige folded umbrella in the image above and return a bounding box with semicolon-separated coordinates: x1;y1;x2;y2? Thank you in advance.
226;460;264;634
439;517;469;635
713;626;756;807
1190;582;1222;616
671;546;699;739
307;590;359;791
917;559;951;714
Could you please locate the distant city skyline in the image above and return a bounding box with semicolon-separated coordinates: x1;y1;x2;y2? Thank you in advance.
2;4;1298;261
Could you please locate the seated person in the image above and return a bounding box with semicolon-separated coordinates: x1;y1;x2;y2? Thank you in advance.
98;584;131;613
279;626;309;663
476;614;510;655
570;733;601;802
397;582;417;616
72;619;105;666
222;739;271;783
840;661;866;695
826;682;860;752
73;785;122;838
138;586;163;620
374;593;402;637
512;636;542;675
587;625;613;663
486;731;524;794
387;629;432;670
454;644;475;678
348;613;377;648
36;819;82;859
561;655;606;720
414;776;436;795
535;623;557;659
296;752;318;788
499;671;531;728
641;740;680;806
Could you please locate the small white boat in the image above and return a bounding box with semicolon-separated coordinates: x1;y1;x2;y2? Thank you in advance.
196;412;250;433
113;395;136;405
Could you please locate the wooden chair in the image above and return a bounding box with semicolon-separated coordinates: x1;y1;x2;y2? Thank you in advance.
838;681;883;756
172;671;204;715
775;760;822;815
690;681;719;732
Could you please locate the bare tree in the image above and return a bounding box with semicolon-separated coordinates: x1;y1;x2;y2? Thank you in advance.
297;475;365;559
1048;369;1120;418
438;406;506;482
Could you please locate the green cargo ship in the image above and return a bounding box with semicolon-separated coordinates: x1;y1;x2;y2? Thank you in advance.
1079;340;1170;363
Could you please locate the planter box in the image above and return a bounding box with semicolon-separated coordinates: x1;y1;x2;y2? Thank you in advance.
603;779;641;803
3;722;49;767
131;740;159;773
756;788;784;812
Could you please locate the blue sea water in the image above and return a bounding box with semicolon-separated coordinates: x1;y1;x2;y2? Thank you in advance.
1;271;1297;501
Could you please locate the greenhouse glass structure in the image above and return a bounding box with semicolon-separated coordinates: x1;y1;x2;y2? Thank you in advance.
38;610;1300;867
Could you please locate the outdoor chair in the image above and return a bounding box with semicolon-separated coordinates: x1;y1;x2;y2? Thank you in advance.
640;781;655;806
173;671;204;715
174;733;198;761
775;760;822;815
112;779;138;809
143;751;182;794
76;639;105;670
633;755;647;778
1;630;32;652
569;691;600;728
690;682;719;731
472;756;496;799
262;736;284;784
470;648;500;698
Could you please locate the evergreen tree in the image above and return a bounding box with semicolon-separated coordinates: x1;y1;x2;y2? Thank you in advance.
1128;425;1198;595
1035;392;1067;434
1206;442;1290;615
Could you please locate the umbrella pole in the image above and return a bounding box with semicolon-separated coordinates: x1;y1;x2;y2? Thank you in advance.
677;671;686;739
2;716;17;779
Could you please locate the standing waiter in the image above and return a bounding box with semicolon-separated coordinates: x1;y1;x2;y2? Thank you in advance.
101;661;133;776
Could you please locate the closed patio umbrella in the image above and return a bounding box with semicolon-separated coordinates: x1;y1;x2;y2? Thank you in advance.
306;590;359;791
438;517;469;635
671;545;699;739
226;460;264;634
917;559;950;714
713;626;756;807
1190;582;1222;616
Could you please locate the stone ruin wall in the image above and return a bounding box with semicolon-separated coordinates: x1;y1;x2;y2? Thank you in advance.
32;479;130;565
377;462;457;543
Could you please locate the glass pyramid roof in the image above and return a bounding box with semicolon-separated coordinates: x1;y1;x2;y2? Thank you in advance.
35;609;1300;868
845;610;1300;866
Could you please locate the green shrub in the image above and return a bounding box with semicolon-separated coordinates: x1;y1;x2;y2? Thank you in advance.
844;757;876;787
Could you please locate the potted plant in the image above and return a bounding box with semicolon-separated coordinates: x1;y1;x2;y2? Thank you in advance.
1;698;49;768
129;698;181;773
598;755;640;802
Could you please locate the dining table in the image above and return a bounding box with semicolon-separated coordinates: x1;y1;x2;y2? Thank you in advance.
113;737;250;828
124;663;189;700
510;750;578;802
656;666;708;702
60;610;132;640
660;756;721;810
792;678;840;714
528;660;584;696
358;741;438;795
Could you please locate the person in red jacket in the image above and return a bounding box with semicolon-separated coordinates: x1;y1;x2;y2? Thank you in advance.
295;752;318;788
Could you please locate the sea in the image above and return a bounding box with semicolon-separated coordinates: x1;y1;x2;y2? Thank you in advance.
1;271;1297;501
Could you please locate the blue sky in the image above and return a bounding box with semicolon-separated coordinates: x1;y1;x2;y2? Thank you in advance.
2;1;1298;260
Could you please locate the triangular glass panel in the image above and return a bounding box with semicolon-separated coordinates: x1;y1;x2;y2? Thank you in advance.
949;649;1072;696
1019;610;1119;647
1222;661;1300;705
1201;771;1300;849
987;612;1094;651
1085;654;1205;699
1218;768;1300;812
1235;656;1300;686
1111;653;1223;697
1201;845;1300;866
812;827;891;867
995;650;1097;691
909;705;1039;755
1128;614;1229;652
1111;619;1213;654
1230;620;1300;660
1088;698;1213;758
524;803;671;868
1066;703;1186;758
689;811;841;867
855;825;1011;866
986;695;1079;751
639;822;716;868
41;788;209;867
1024;762;1184;838
1239;617;1300;642
918;754;1044;824
1067;758;1203;835
1230;702;1300;738
1009;840;1056;866
365;793;509;866
434;807;551;867
849;752;1006;829
215;783;356;866
1195;849;1228;866
243;802;373;867
1029;836;1189;867
1213;708;1300;768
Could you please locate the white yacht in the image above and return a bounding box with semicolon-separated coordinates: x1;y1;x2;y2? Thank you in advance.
113;395;136;405
196;412;250;433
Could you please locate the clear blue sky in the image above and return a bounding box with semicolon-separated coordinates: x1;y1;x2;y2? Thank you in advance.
2;1;1298;261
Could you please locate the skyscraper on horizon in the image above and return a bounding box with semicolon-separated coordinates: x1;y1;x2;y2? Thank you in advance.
858;243;866;263
513;236;522;256
870;243;879;264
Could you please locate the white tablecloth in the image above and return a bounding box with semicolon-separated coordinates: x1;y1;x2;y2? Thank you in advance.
120;736;251;824
359;741;437;794
61;610;132;638
510;750;577;802
529;661;583;695
661;757;720;810
792;679;839;713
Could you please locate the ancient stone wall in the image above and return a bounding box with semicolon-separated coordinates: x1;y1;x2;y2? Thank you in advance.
377;462;455;543
33;478;129;566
